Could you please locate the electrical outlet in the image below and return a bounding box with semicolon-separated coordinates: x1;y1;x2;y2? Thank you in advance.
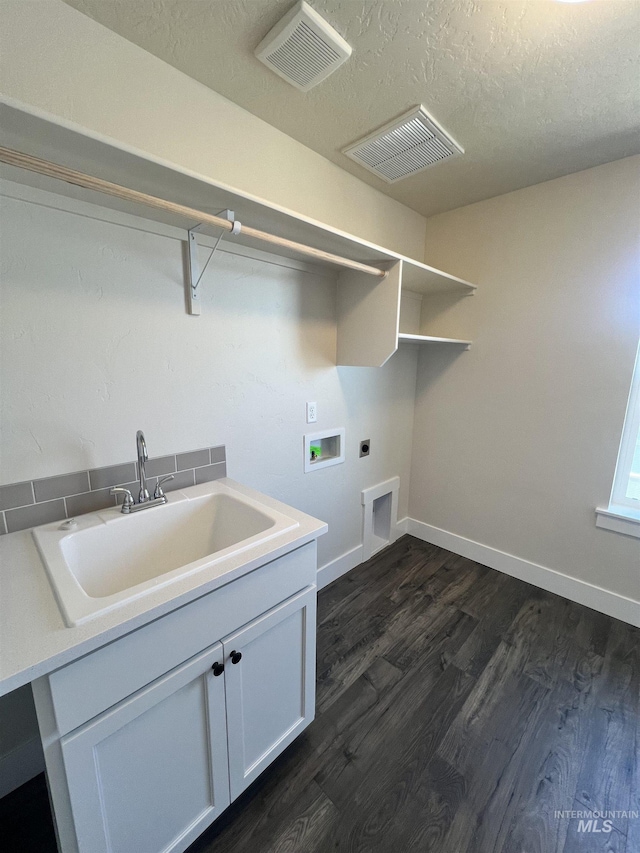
306;402;317;423
360;439;371;458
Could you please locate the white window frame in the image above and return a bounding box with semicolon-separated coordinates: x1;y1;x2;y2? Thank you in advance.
596;340;640;538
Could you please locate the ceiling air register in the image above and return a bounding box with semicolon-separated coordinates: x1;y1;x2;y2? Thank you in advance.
344;106;464;183
255;1;352;91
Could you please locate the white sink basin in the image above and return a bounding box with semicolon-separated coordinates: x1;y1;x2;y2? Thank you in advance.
33;480;299;627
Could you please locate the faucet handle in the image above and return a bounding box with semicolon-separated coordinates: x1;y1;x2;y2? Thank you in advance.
154;475;174;499
111;487;135;513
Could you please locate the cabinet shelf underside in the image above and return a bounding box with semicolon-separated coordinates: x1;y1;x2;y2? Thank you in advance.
397;333;471;347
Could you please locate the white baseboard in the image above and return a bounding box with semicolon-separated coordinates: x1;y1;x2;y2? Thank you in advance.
395;517;409;536
317;544;363;589
0;736;45;799
406;518;640;628
317;521;410;590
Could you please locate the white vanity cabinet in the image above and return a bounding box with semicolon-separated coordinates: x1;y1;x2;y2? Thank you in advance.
60;641;231;853
31;542;318;853
224;586;316;800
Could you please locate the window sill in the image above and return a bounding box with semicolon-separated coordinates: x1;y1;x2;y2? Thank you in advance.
595;506;640;539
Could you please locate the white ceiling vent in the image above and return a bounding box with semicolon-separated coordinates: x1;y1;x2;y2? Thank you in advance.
255;1;352;92
343;106;464;183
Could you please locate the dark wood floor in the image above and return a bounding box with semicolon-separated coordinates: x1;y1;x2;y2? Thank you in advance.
2;536;638;852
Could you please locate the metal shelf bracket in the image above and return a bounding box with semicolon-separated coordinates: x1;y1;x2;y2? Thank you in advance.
186;209;241;316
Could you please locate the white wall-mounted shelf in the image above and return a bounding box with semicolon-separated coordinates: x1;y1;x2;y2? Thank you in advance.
0;101;477;367
398;333;471;348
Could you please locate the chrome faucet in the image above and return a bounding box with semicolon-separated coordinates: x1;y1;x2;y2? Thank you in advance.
136;429;150;503
110;430;174;514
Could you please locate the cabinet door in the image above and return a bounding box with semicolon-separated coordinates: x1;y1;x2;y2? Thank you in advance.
60;642;230;853
223;586;316;800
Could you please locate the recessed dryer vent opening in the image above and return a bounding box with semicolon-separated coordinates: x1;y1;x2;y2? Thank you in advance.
361;477;400;560
372;492;392;551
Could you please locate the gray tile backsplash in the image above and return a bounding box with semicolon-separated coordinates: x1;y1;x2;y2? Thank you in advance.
6;500;67;534
89;463;137;491
66;489;116;517
165;469;196;492
0;481;34;511
144;455;176;478
195;462;226;485
210;446;225;465
33;471;90;503
0;443;226;534
176;449;210;471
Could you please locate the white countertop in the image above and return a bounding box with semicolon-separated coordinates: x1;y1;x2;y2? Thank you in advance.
0;479;327;696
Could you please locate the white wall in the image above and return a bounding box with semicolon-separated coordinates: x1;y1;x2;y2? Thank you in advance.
410;156;640;608
0;184;418;568
0;0;429;797
0;182;418;792
0;0;426;260
0;0;424;562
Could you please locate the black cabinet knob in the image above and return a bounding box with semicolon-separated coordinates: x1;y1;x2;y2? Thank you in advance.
230;650;242;664
211;662;224;676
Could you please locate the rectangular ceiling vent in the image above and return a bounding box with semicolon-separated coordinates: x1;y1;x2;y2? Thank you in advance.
255;1;352;92
343;106;464;183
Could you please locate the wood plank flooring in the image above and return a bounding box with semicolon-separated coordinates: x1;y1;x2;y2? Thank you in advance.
1;535;638;853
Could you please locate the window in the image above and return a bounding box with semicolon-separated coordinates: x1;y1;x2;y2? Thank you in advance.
596;340;640;537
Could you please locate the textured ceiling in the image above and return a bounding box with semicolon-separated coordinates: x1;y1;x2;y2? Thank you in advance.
62;0;640;218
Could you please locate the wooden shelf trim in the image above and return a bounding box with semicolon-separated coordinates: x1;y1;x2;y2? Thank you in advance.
0;145;386;280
